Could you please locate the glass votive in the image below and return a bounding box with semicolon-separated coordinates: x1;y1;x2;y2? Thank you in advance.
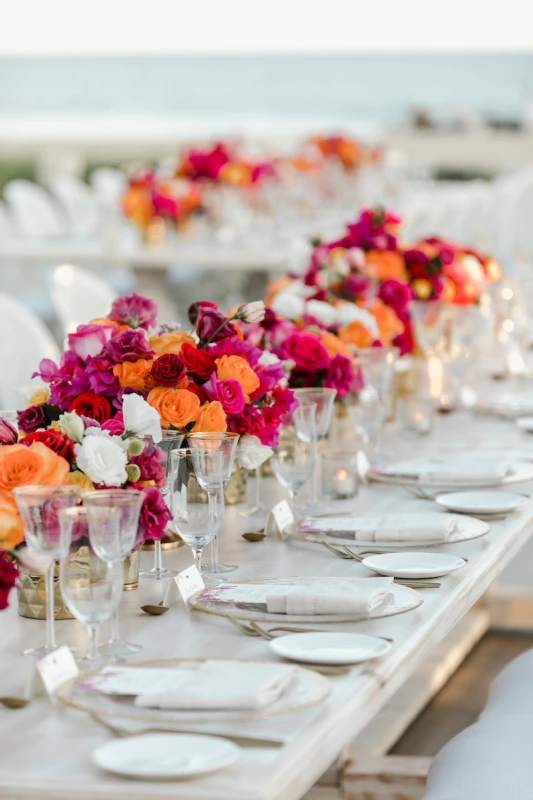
399;396;435;435
321;452;359;500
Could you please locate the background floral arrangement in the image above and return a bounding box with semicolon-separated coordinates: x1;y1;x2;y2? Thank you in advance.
266;207;502;356
176;142;276;188
122;169;203;231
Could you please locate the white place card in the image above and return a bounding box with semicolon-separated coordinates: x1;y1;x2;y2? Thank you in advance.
268;500;294;536
35;645;79;701
163;565;205;610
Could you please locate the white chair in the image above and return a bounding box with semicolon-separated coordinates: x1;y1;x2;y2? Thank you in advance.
89;167;127;211
49;264;117;335
45;174;100;237
3;179;67;239
0;293;60;409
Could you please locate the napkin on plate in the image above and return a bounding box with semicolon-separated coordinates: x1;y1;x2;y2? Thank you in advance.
381;458;509;484
301;514;456;542
134;660;297;711
265;578;393;616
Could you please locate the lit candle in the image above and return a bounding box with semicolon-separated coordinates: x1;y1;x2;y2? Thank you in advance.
331;468;357;499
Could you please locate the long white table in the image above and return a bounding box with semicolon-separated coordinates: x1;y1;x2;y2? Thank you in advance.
1;411;533;800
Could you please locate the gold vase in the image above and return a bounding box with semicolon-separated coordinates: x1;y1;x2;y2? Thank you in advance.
17;548;141;619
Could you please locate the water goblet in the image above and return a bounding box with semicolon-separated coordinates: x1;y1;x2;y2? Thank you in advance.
271;403;317;514
410;300;447;355
348;347;397;459
187;432;239;573
293;388;336;512
83;489;144;659
58;507;123;670
13;484;81;658
138;431;184;581
169;449;225;586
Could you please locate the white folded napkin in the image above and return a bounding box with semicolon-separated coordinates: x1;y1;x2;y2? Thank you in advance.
134;660;297;711
265;578;393;616
381;458;509;485
302;514;455;542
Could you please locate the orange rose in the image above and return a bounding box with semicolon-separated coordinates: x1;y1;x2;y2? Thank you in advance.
147;387;200;430
0;492;24;550
0;445;44;492
149;332;196;357
338;322;374;349
29;442;70;485
113;359;154;390
368;298;404;346
364;251;407;282
215;355;260;401
193;401;228;434
122;186;153;227
319;329;353;359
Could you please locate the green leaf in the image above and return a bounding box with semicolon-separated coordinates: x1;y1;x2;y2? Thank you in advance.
42;404;62;422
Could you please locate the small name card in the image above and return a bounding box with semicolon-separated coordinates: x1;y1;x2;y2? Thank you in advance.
36;645;79;701
267;500;294;537
163;565;205;610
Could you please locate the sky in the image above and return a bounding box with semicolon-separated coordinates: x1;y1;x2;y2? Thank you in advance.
1;0;532;55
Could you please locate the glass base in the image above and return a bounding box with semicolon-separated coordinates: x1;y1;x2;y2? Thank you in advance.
140;566;178;580
302;502;335;516
99;639;142;659
24;643;59;659
201;574;227;587
239;504;269;518
76;655;114;671
207;562;238;573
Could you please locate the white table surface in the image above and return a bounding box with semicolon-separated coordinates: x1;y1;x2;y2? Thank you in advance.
1;410;533;800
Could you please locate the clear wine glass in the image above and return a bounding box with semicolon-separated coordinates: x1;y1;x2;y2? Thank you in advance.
13;484;81;658
169;448;225;586
410;300;447;354
271;403;317;514
348;347;397;459
187;432;239;574
293;388;336;512
139;431;184;581
58;507;123;670
82;489;144;659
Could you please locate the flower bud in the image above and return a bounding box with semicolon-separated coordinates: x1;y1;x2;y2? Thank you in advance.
127;438;145;457
126;463;141;482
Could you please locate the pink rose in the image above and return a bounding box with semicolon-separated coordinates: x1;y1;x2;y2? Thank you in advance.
283;331;331;371
324;355;355;399
109;293;158;331
68;324;114;362
0;417;17;445
378;279;414;311
101;413;125;436
204;376;245;415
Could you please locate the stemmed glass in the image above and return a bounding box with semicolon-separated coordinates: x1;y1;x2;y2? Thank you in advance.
348;348;397;459
271;403;317;514
293;388;336;512
13;484;81;658
169;448;225;585
139;431;184;581
58;507;123;669
187;432;239;574
83;489;144;659
410;300;447;355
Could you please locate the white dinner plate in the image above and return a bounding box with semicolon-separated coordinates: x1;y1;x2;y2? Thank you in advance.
362;552;465;579
369;459;533;489
289;513;489;548
270;632;391;666
93;733;241;780
516;416;533;432
435;490;528;515
474;396;533;418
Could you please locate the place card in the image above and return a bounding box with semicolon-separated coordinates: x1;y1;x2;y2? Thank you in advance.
266;500;294;537
35;645;79;702
163;565;205;610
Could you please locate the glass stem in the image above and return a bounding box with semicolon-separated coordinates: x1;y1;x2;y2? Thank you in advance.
206;492;219;569
45;563;56;650
255;469;262;509
87;626;99;660
154;540;163;574
309;440;319;507
111;606;120;642
192;547;203;576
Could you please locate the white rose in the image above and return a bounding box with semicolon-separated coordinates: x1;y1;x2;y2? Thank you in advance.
75;433;128;487
336;304;379;338
122;394;162;443
306;300;338;328
237;434;273;470
58;411;85;444
271;289;306;321
286;238;313;276
258;351;281;367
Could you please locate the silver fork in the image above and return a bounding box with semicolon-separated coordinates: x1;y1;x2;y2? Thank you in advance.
228;615;393;643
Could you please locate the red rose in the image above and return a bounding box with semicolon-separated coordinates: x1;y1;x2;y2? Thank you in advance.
68;392;111;423
180;343;216;380
21;429;76;463
185;383;210;405
150;354;186;387
0;554;18;611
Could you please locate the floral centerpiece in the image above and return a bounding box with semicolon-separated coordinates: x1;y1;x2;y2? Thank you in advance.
122;169;203;234
176;142;275;188
311;135;380;171
266;208;502;356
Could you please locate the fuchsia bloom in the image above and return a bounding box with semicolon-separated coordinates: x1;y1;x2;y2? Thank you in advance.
136;485;172;544
378;279;415;312
105;329;155;364
183;143;231;181
283;331;331;372
196;307;236;344
324;355;356;399
101;413;125;436
109;293;158;330
204;375;246;415
129;442;166;487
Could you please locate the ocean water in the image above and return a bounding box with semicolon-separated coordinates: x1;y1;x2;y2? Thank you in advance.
0;53;532;130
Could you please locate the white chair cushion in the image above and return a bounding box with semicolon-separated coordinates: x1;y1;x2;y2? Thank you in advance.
423;713;533;799
482;648;533;719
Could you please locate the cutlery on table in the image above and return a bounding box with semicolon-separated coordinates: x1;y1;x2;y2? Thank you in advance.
89;713;284;748
227;616;393;643
0;696;29;709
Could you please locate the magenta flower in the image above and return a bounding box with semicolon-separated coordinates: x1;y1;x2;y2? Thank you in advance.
378;279;415;312
185;143;230;181
0;418;17;444
86;357;119;397
68;324;114;363
101;413;125;436
196;307;236;345
129;443;166;487
283;331;331;372
324;355;355;399
109;293;158;331
204;375;246;415
17;405;47;434
344;273;369;298
104;329;155;364
151;189;178;219
136;485;172;544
